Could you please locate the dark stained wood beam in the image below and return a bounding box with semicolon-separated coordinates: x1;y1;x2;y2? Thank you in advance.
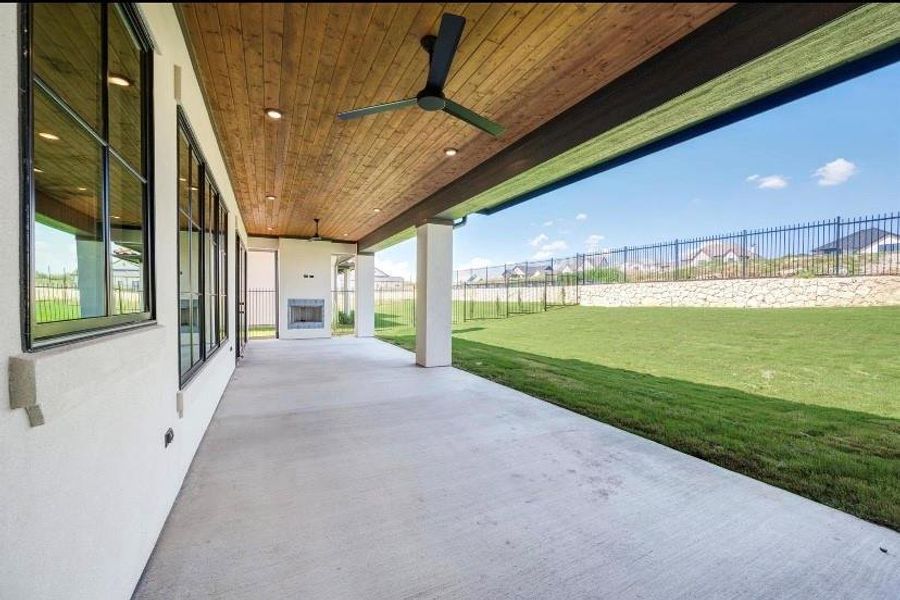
34;192;97;238
359;3;863;252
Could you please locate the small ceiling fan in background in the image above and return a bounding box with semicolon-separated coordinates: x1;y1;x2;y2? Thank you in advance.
337;14;504;137
309;218;322;241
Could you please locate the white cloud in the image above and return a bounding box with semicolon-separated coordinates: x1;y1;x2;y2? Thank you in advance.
532;240;568;260
543;220;554;227
748;174;788;190
575;213;587;221
529;233;549;247
758;175;788;189
584;234;605;252
813;158;857;186
375;257;412;282
456;257;493;271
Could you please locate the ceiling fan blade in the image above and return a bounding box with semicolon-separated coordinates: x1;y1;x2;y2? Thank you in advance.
427;14;465;90
443;99;504;137
337;98;416;120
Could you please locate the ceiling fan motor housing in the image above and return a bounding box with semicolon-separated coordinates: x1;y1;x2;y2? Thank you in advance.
336;14;504;137
417;90;446;111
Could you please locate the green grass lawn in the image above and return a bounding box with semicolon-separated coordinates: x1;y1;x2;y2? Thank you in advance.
377;306;900;530
248;325;276;339
374;299;548;330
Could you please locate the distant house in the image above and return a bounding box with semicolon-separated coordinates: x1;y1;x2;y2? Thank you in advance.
111;250;143;290
502;263;557;280
812;228;900;255
554;258;577;275
685;242;756;266
374;267;405;289
583;254;610;269
502;264;527;279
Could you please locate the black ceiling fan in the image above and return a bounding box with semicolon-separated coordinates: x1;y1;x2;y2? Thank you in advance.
309;218;323;242
337;14;504;137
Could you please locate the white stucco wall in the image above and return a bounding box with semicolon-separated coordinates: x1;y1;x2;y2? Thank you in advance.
415;223;453;367
247;249;277;290
355;253;376;337
0;4;247;599
260;237;357;340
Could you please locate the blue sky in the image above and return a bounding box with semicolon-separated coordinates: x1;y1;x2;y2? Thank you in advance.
376;60;900;281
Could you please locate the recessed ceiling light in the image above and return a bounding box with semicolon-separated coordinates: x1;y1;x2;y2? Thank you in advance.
444;147;458;156
189;185;198;191
108;74;132;87
38;132;60;141
112;215;121;220
265;108;283;120
33;167;43;173
373;208;381;213
77;187;87;191
267;226;273;230
343;233;348;237
265;194;276;201
178;177;186;182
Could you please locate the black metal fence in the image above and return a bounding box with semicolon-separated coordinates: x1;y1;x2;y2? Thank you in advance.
33;280;144;323
332;289;355;335
374;277;579;333
247;289;277;338
453;213;900;287
375;284;415;331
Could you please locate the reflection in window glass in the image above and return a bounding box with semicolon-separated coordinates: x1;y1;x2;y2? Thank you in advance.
189;152;202;366
178;135;200;376
28;3;151;345
218;203;228;342
205;184;216;353
177;119;230;383
109;156;146;315
32;3;102;131
108;4;143;171
33;87;105;323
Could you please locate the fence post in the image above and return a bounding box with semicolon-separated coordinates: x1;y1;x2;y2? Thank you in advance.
742;229;748;279
463;283;468;322
575;253;581;302
504;264;509;317
623;246;628;283
834;216;842;275
674;240;679;281
543;275;547;312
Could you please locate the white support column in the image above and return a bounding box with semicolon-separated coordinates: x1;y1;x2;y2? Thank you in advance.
355;252;375;337
75;236;106;318
415;221;452;367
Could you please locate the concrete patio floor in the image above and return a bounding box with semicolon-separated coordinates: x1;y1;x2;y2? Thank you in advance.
134;337;899;599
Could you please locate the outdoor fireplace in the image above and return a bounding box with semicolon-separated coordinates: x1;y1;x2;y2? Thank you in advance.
287;298;325;329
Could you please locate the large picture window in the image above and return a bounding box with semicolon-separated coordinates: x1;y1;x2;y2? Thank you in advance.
23;3;153;347
178;112;228;384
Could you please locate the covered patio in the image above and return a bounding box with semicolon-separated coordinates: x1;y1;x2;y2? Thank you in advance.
134;338;899;599
4;4;900;598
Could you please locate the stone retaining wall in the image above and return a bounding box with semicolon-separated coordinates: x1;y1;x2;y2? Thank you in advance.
577;276;900;308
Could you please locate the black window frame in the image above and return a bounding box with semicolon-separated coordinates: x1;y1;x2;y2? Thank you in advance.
19;3;155;350
177;109;228;387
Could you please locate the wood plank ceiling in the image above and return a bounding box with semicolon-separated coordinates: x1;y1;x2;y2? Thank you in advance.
178;3;732;241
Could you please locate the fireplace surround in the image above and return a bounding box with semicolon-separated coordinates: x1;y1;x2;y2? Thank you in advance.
287;298;325;329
